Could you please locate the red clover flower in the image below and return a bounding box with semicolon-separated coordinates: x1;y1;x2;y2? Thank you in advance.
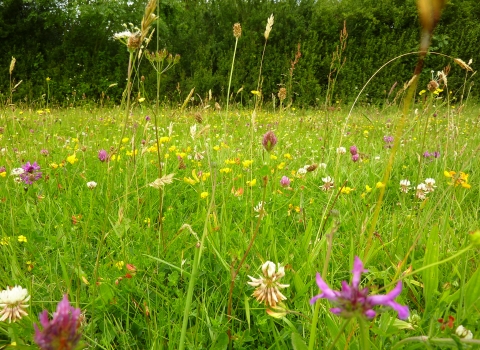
262;131;278;152
98;149;108;162
34;294;82;350
310;256;409;320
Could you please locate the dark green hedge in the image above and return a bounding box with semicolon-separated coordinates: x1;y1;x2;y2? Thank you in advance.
1;0;478;107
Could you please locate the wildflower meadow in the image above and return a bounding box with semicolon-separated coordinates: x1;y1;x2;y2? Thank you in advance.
1;0;480;349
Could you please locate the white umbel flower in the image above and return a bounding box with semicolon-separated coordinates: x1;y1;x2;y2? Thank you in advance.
0;285;30;323
248;261;289;307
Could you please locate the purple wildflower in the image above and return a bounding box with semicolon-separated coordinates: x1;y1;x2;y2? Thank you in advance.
433;151;440;158
350;146;358;156
40;149;49;156
280;176;291;187
145;115;151;122
20;161;42;184
262;131;278;153
310;256;409;320
352;154;359;162
383;136;394;143
0;166;5;173
34;295;82;350
98;149;108;162
423;151;430;158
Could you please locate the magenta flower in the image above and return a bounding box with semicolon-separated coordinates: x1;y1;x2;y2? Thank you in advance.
280;176;291;187
351;154;359;162
310;257;409;320
20;161;42;184
98;149;108;162
34;295;82;350
262;131;277;152
349;146;358;156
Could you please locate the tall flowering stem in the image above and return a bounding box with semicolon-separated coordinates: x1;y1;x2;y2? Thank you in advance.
225;23;241;137
227;176;268;341
363;0;446;259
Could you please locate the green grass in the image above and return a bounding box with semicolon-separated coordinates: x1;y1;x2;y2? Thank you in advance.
0;102;479;349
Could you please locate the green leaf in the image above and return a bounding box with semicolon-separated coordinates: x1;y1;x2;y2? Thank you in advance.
423;225;439;311
291;332;308;350
211;333;229;350
464;265;480;312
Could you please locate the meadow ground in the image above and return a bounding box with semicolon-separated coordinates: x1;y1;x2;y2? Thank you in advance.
0;102;479;349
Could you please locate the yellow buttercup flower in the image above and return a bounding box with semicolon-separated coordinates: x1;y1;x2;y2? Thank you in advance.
66;154;78;165
18;235;27;243
375;182;385;189
200;192;209;199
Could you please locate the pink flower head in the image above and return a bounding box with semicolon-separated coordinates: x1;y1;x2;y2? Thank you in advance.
98;149;108;162
352;154;360;162
262;131;277;152
280;176;291;187
34;295;82;350
310;256;409;320
349;146;358;156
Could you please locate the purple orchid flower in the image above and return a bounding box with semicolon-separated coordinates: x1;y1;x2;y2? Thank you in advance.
310;256;409;320
262;131;278;152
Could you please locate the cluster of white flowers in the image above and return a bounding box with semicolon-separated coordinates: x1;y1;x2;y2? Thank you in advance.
321;176;334;191
400;178;436;199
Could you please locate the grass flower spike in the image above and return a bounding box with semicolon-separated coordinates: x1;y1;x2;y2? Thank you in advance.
34;294;82;350
0;285;30;323
310;257;409;320
248;261;289;307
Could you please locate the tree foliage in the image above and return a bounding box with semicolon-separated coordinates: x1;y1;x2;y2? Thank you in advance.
1;0;478;107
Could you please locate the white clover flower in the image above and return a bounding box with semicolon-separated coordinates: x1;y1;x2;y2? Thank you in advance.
247;261;289;307
424;178;436;193
400;179;411;193
319;163;327;169
254;201;267;218
0;286;30;323
10;168;25;176
336;147;346;155
455;325;473;340
86;181;97;189
297;167;307;176
321;176;334;191
416;183;427;200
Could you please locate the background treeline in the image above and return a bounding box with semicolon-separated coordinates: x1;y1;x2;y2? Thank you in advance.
1;0;479;108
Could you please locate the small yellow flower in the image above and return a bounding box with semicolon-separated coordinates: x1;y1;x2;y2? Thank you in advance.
115;261;124;270
0;172;6;178
375;182;385;189
1;237;10;246
363;130;369;138
247;179;257;187
138;97;145;103
220;168;232;174
277;162;285;170
340;187;354;194
365;185;372;193
251;90;261;96
200;192;209;199
46;77;51;82
242;160;253;167
159;136;170;143
270;154;278;160
284;153;292;160
18;235;27;243
168;145;177;152
66;154;78;165
213;145;220;151
122;137;129;144
419;89;426;95
49;162;58;169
